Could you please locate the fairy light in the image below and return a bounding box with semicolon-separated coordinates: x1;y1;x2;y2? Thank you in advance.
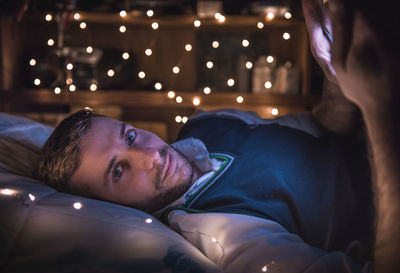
206;61;214;69
264;81;272;89
271;107;279;116
79;22;87;29
212;41;219;48
242;39;250;47
185;44;192;52
73;202;82;210
119;25;127;33
216;14;226;23
155;82;162;90
29;59;36;66
175;115;182;123
203;87;211;94
45;14;52;22
266;12;275;21
145;218;153;224
266;56;274;63
236;96;244;103
1;188;14;195
151;22;159;30
119;10;127;17
66;78;73;85
262;265;268;272
182;116;188;123
73;13;80;20
54;87;61;94
122;52;130;60
172;66;180;74
176;96;183;103
28;194;36;201
34;78;41;86
146;10;154;17
194;20;201;28
257;22;264;29
69;84;76;92
145;48;152;56
66;63;73;70
86;46;93;53
47;39;55;46
227;78;235;87
284;11;292;19
138;71;146;78
90;83;97;91
283;32;291;40
246;61;253;69
192;96;201;106
107;69;115;77
167;91;176;99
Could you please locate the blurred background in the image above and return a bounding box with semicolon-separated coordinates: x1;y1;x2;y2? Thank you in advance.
0;0;324;141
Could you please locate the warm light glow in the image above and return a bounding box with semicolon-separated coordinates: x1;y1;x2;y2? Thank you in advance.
206;61;214;69
155;82;162;90
119;25;127;33
257;21;264;29
283;32;291;40
236;96;244;103
119;10;127;17
69;84;76;92
151;22;159;30
54;87;61;94
90;83;97;91
211;237;217;243
79;22;87;29
242;39;250;47
122;52;130;60
271;107;279;116
176;96;183;103
86;46;93;53
34;78;41;86
216;14;226;23
182;116;188;123
73;202;82;209
172;66;180;74
29;59;36;66
246;61;253;69
266;56;274;63
45;14;52;22
185;44;192;52
66;63;73;70
107;69;115;77
66;78;73;85
192;96;201;106
266;12;275;21
264;81;272;89
212;41;219;48
175;115;182;123
145;218;153;224
138;71;146;78
73;13;80;20
167;91;176;99
146;10;154;17
47;39;55;46
284;11;292;19
194;20;201;27
145;48;152;56
28;193;36;201
262;265;268;272
1;188;15;195
227;78;235;86
203;87;211;94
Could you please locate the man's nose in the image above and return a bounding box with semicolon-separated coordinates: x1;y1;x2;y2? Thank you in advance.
127;147;161;170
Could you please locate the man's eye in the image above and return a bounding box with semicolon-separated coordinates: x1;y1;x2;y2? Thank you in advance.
125;129;137;146
113;165;123;182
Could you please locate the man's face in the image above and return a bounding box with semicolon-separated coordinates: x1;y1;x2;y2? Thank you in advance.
70;116;195;212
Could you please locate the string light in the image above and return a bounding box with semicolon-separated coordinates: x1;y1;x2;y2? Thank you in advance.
215;13;226;23
119;10;127;17
151;22;159;30
119;25;127;33
34;78;41;86
122;52;130;60
212;41;219;48
90;83;97;91
242;39;250;47
262;265;268;272
66;78;73;85
246;61;253;69
203;87;211;94
176;96;183;103
257;22;264;29
66;63;73;70
28;194;36;201
192;96;201;106
227;78;235;87
206;61;214;69
175;116;182;123
167;91;176;99
146;10;154;17
266;12;275;21
47;39;55;46
73;13;80;20
194;20;201;28
283;32;291;40
182;116;188;123
79;22;87;29
284;11;292;19
54;87;61;94
138;71;146;78
145;49;152;56
69;84;76;92
107;69;115;77
0;188;15;195
266;56;274;63
155;82;162;90
86;46;93;53
236;96;244;103
45;14;52;22
145;218;153;224
73;202;82;210
271;107;279;116
185;44;192;52
172;66;180;74
264;81;272;89
29;59;36;66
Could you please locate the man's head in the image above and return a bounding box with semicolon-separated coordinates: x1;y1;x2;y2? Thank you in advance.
37;109;197;213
